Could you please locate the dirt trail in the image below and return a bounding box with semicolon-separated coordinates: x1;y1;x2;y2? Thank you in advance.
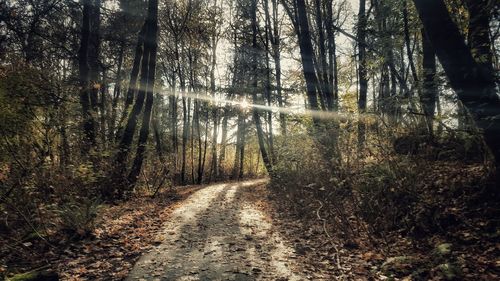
126;179;305;281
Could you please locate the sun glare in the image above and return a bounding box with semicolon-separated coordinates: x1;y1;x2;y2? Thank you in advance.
240;99;250;110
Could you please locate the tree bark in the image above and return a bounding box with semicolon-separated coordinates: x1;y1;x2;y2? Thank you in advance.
89;0;101;120
294;0;321;115
357;0;368;152
413;0;500;177
127;0;158;186
403;0;418;85
181;92;188;185
218;107;228;178
239;116;246;179
421;28;437;135
194;98;203;184
109;41;124;142
200;113;209;184
114;0;158;189
326;0;339;108
271;0;286;135
251;0;273;175
79;0;96;150
99;69;107;148
314;0;333;110
233;111;244;179
464;0;494;78
116;24;147;141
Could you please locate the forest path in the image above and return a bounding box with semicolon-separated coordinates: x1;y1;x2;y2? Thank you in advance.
126;179;305;281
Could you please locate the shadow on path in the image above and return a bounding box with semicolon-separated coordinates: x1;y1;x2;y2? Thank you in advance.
126;179;304;281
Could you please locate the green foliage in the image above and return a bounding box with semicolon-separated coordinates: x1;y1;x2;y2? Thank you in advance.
6;271;38;281
435;243;453;257
271;133;330;200
72;162;100;186
0;64;52;138
381;256;419;278
54;197;102;239
435;263;461;280
6;269;58;281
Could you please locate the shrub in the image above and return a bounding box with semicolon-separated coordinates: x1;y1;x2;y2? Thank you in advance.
355;159;420;234
54;197;102;239
270;133;330;202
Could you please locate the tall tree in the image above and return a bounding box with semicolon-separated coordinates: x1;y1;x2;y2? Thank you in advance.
116;24;147;141
357;0;368;151
79;0;97;149
464;0;494;79
412;0;500;178
420;28;437;135
128;0;159;185
89;0;101;130
282;0;321;118
270;0;286;135
251;0;273;174
114;0;159;190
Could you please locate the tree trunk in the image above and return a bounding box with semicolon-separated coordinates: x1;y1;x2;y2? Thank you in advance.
251;0;273;175
263;0;275;164
357;0;368;152
314;0;333;110
218;107;228;178
200;113;209;184
115;0;158;188
79;0;96;149
209;25;219;182
209;107;219;182
239;116;246;179
170;80;179;181
233;112;243;179
271;0;286;135
99;69;107;148
464;0;494;78
181;95;188;185
109;41;124;142
152;95;164;160
295;0;321;115
194;99;203;184
116;24;147;141
403;0;418;85
127;0;158;186
413;0;500;178
326;0;339;108
89;0;101;121
421;28;437;135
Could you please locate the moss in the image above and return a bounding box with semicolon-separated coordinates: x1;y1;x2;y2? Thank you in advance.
435;243;453;257
7;272;39;281
7;270;58;281
437;263;461;280
381;255;419;277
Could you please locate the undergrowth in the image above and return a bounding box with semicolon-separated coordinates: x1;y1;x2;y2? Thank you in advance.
269;119;498;280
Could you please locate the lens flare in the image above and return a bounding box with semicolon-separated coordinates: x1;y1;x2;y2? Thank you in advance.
240;99;249;110
155;87;373;122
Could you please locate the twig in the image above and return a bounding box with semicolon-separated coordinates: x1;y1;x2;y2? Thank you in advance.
152;168;170;198
141;169;151;191
316;199;343;275
0;198;56;249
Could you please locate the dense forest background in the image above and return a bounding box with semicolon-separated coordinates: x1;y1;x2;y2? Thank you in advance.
0;0;499;279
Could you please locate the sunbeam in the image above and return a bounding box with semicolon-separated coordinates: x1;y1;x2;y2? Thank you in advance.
157;87;374;122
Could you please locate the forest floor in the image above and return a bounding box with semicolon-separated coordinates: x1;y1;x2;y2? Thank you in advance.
53;178;360;281
3;175;498;280
5;179;342;281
